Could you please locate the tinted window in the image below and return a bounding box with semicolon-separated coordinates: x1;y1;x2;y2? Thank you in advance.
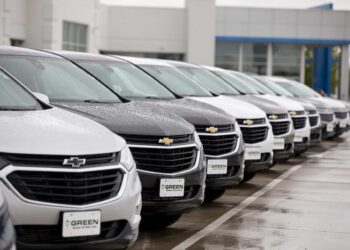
275;80;321;98
0;56;120;103
140;65;213;97
254;77;293;97
78;60;175;99
231;72;276;95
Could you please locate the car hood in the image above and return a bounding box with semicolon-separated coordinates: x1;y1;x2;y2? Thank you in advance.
0;108;124;155
307;97;347;112
257;95;305;111
131;98;234;125
189;96;266;119
54;102;194;136
231;95;288;114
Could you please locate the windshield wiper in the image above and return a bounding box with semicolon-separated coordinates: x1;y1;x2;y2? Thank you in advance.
83;99;101;103
0;107;36;111
144;96;161;99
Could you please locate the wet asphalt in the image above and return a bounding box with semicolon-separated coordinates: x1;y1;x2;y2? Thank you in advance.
131;132;350;250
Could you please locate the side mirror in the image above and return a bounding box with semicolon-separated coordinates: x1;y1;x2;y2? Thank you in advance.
33;92;50;104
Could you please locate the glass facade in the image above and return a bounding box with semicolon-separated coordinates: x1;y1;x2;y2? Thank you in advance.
242;43;267;74
62;21;88;52
215;41;240;70
272;44;301;79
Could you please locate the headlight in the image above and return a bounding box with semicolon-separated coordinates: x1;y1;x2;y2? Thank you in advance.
120;146;135;171
194;132;202;148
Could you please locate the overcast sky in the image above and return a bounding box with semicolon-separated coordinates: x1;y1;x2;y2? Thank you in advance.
100;0;350;10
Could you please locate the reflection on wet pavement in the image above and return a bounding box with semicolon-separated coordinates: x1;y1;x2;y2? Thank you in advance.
131;134;350;250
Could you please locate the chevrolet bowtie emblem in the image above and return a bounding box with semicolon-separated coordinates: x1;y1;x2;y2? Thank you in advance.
269;114;278;120
289;111;297;116
206;126;218;133
243;119;254;125
63;157;86;168
159;137;174;145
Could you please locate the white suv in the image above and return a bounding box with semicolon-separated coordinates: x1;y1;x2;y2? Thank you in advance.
0;69;141;249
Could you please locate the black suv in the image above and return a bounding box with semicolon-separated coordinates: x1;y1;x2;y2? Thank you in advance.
50;51;245;202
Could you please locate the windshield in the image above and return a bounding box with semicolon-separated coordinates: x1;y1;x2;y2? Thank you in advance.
140;65;213;97
253;76;294;97
231;72;276;95
77;60;175;99
0;70;42;110
176;67;240;95
0;56;120;103
274;80;321;98
211;70;259;95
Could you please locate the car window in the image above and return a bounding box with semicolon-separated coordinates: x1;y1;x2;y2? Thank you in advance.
140;65;213;97
78;60;175;99
274;80;321;98
212;70;259;95
0;70;42;110
177;67;239;95
254;77;294;96
232;72;276;95
0;55;120;103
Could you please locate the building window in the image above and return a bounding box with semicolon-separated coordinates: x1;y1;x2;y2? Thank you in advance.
101;51;185;61
215;41;240;70
62;21;88;52
273;44;301;79
242;43;267;75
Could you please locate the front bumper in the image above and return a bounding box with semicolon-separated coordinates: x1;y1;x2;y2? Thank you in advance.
0;164;141;250
205;151;244;189
273;131;294;162
321;122;336;139
335;118;348;136
310;126;322;145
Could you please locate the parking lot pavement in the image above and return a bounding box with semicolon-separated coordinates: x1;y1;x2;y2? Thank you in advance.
131;132;350;250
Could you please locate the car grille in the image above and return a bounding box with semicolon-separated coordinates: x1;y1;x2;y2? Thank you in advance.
240;126;268;144
142;185;200;201
130;147;197;173
309;116;319;127
292;117;306;130
121;134;193;145
16;220;127;245
0;152;119;167
195;124;234;133
320;113;334;122
7;169;124;205
335;112;348;119
270;121;290;136
236;118;266;125
199;134;238;156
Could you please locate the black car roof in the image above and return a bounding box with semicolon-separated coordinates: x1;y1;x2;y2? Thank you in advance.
51;50;125;62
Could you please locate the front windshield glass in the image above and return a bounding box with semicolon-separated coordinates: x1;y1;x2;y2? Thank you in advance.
77;60;175;99
231;72;276;95
274;80;321;98
140;65;213;97
0;71;42;110
0;56;120;103
254;76;294;97
212;70;259;94
177;67;239;95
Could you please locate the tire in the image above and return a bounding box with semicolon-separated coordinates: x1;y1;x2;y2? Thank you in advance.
204;188;226;202
140;213;182;230
241;172;256;183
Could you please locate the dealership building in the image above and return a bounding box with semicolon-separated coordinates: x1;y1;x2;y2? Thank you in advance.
0;0;350;99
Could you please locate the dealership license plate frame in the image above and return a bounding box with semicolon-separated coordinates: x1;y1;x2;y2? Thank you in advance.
160;178;185;198
207;159;228;175
273;138;285;150
327;124;334;132
62;210;101;238
244;146;261;160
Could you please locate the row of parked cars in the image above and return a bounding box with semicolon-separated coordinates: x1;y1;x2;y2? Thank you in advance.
1;46;349;250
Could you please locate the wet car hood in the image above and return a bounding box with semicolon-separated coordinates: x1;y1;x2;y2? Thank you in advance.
189;95;266;119
286;96;317;111
131;98;234;125
53;101;195;136
257;95;305;111
0;107;124;155
307;97;348;112
231;95;288;114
